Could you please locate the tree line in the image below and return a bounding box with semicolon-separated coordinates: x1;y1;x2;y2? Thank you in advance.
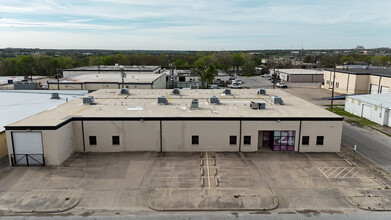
1;52;390;77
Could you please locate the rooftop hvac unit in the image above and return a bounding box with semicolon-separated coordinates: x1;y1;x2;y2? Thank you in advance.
120;88;129;95
271;96;284;105
51;93;60;99
191;99;199;109
172;88;181;95
210;96;220;104
257;88;266;95
158;96;168;105
250;101;266;110
83;96;96;105
223;88;231;95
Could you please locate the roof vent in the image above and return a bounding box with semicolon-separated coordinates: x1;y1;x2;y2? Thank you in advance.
210;96;220;104
120;88;129;95
158;96;168;105
271;96;284;105
257;88;266;95
250;101;266;110
172;88;181;95
223;88;231;95
51;93;60;99
83;96;96;105
191;99;199;109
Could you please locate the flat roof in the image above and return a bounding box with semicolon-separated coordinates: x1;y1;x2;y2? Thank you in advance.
6;89;342;128
64;65;160;72
0;90;88;132
348;93;391;109
329;68;391;77
277;69;324;75
48;73;165;84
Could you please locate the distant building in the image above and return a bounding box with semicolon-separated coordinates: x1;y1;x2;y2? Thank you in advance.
323;67;391;94
5;89;343;166
48;72;167;90
63;65;161;78
270;69;324;83
345;93;391;127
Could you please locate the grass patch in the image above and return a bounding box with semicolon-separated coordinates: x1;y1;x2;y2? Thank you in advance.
326;107;377;127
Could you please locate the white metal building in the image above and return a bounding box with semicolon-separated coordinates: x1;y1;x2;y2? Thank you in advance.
270;69;324;83
63;65;161;78
5;89;343;166
345;93;391;127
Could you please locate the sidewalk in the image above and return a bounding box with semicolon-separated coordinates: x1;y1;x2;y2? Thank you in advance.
0;156;9;171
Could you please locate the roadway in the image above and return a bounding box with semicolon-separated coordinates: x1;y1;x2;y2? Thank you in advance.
342;122;391;173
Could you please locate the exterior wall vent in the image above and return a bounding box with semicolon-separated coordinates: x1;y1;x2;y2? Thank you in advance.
120;88;129;95
158;96;168;105
191;99;199;109
172;88;181;95
271;96;284;105
210;96;220;104
257;88;266;95
250;101;266;109
51;93;60;99
83;96;96;105
223;88;231;95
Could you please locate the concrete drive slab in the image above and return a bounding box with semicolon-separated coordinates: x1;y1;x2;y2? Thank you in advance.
342;188;391;211
148;188;277;211
9;190;83;213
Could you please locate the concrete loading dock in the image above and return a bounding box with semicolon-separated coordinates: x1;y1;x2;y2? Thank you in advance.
4;89;343;166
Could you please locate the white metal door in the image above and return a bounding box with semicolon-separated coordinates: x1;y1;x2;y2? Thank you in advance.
370;84;379;94
381;86;390;93
12;132;44;165
362;104;372;120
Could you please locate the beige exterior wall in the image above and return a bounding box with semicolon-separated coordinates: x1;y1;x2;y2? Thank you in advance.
241;121;300;152
48;83;84;90
300;121;342;152
323;70;391;94
162;121;240;152
83;121;160;152
152;75;167;89
0;132;8;158
5;118;342;165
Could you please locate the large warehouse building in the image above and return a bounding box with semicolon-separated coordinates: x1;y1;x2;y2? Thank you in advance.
5;89;343;166
48;73;166;90
62;65;161;78
345;93;391;127
323;67;391;94
270;69;324;83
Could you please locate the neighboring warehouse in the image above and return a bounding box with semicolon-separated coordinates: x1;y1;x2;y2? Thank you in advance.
270;69;324;83
323;66;391;94
4;89;343;166
62;65;161;78
0;90;87;163
47;72;166;90
345;93;391;127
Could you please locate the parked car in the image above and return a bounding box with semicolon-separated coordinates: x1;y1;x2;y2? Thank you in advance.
229;76;236;80
262;74;270;78
226;80;232;84
276;82;288;88
228;83;242;89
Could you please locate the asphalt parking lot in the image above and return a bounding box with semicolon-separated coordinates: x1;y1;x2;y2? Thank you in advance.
0;150;389;217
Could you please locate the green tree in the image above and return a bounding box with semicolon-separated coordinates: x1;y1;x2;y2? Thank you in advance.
232;53;245;74
371;55;389;66
15;55;35;76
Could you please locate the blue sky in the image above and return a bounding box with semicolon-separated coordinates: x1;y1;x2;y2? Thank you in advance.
0;0;390;50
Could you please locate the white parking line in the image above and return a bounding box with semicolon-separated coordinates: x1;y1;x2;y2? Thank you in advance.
342;167;355;178
334;167;347;178
206;152;211;189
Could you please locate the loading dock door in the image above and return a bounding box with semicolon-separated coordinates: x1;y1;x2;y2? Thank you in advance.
362;104;372;120
381;86;390;94
370;84;379;94
12;132;44;166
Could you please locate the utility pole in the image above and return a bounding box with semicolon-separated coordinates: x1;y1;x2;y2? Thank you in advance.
120;65;125;88
330;67;336;110
56;68;60;90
